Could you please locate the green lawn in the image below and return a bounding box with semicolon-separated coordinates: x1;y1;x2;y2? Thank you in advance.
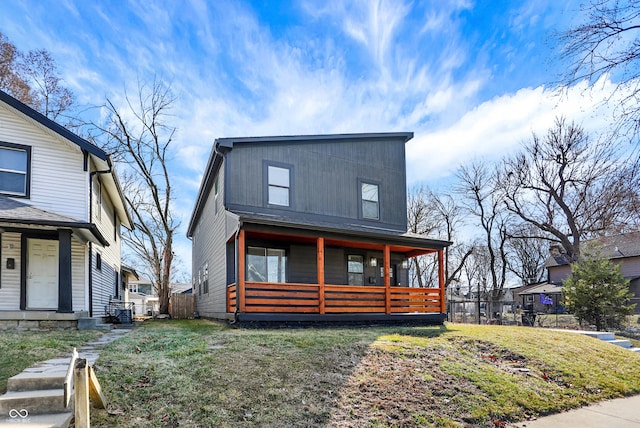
0;329;103;393
89;320;640;427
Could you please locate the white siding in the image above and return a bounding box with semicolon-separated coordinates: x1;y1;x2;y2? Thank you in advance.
90;172;122;316
0;233;22;310
0;104;88;220
193;164;231;318
0;232;88;312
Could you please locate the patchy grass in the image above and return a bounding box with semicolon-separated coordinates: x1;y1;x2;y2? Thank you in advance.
0;329;103;393
91;320;640;427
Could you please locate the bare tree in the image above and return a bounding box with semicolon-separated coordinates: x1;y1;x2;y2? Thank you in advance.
456;162;509;317
20;49;74;121
506;224;549;285
94;78;178;315
498;117;639;262
407;186;473;288
557;0;640;139
0;32;32;104
0;32;74;121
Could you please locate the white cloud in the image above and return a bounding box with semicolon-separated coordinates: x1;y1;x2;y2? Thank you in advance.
406;76;624;185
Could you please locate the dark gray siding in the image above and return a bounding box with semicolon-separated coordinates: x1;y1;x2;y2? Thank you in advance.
249;241;410;287
192;162;232;318
225;137;407;231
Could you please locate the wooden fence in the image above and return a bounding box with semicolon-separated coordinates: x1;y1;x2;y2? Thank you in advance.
169;293;196;319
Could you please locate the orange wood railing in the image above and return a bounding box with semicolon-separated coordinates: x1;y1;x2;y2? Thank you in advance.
227;282;443;314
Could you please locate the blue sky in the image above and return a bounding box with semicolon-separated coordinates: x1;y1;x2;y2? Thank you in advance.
0;0;625;276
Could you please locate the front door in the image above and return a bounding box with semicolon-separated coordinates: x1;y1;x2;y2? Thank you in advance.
26;238;59;309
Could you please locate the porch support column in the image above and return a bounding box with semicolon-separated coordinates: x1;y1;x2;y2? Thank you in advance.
238;229;246;313
438;249;446;314
384;244;391;314
317;237;325;314
58;229;73;313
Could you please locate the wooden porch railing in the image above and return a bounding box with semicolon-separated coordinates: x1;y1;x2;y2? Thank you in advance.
227;282;443;314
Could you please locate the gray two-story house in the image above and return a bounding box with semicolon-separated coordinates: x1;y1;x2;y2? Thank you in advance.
187;133;451;324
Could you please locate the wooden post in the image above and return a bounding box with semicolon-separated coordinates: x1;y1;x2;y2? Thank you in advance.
384;245;391;314
74;359;90;428
438;249;446;314
317;237;325;314
238;229;246;312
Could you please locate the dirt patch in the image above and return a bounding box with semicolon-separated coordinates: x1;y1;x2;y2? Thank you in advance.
328;344;484;427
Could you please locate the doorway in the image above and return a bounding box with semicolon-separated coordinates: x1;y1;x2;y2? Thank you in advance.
26;238;59;309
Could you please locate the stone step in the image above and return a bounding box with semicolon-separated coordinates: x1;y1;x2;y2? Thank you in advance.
0;389;70;415
0;411;72;428
581;331;616;341
603;339;632;349
6;371;67;392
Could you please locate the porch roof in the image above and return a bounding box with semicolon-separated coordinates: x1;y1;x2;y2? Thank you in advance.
517;282;563;296
0;195;108;246
239;212;452;253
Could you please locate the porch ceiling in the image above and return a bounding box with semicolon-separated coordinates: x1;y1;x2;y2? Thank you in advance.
244;227;441;256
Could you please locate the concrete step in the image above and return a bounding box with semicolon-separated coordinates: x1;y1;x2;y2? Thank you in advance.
0;411;72;428
581;331;615;341
0;389;70;415
630;347;640;353
603;339;632;349
6;371;67;392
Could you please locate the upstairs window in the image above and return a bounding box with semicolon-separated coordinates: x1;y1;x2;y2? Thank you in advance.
267;165;290;206
361;182;379;220
0;143;30;197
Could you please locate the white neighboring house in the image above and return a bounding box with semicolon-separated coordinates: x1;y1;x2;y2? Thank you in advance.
0;89;133;329
127;279;159;317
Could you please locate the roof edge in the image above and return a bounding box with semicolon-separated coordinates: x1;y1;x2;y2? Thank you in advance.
216;132;414;148
0;89;107;160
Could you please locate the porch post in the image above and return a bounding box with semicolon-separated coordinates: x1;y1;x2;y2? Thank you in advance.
438;249;446;314
58;229;73;313
384;244;391;314
317;237;325;314
238;229;246;313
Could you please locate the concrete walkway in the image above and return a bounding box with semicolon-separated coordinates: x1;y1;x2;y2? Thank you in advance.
0;326;134;428
510;394;640;427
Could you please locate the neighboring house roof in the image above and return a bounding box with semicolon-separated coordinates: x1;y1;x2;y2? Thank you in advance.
187;132;414;237
546;231;640;268
0;194;108;246
517;282;564;296
0;89;133;230
121;265;140;280
171;283;193;294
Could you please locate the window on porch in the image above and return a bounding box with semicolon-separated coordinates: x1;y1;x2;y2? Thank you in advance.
247;246;287;282
347;254;364;285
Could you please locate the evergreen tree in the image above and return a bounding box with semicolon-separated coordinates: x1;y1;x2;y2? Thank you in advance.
563;253;635;331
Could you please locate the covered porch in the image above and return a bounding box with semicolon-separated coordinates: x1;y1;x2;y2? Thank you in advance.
226;222;451;323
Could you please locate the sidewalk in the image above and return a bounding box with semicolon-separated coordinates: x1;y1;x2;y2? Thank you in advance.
0;326;134;427
510;394;640;427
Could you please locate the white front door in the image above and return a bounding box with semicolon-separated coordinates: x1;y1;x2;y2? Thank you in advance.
27;238;59;309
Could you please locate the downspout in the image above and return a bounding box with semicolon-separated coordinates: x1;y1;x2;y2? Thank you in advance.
88;163;112;317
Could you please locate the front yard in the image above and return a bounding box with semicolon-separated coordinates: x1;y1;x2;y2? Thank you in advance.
0;329;103;393
87;320;640;427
